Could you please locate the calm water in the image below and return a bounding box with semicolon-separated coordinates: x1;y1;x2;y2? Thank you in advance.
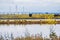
0;24;60;38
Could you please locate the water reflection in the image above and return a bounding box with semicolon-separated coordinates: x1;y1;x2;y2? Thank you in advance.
0;24;60;38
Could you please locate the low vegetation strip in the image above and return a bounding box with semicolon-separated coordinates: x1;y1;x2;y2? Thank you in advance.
0;19;60;24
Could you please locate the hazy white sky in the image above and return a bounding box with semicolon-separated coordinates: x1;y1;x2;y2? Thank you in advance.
0;0;60;13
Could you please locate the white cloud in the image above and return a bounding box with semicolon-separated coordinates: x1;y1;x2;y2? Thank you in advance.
0;0;60;13
13;0;60;7
13;0;36;2
13;0;60;3
0;0;13;3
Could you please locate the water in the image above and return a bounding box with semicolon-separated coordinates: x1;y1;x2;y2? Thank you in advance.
0;24;60;38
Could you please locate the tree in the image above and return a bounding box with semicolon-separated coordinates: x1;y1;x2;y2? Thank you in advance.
49;26;57;40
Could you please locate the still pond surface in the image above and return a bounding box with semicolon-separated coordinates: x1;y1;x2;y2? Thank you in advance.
0;24;60;37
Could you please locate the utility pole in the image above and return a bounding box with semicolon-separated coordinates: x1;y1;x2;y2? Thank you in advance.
15;5;18;14
22;6;24;14
9;6;11;14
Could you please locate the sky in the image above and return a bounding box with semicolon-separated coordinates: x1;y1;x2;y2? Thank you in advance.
0;0;60;13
